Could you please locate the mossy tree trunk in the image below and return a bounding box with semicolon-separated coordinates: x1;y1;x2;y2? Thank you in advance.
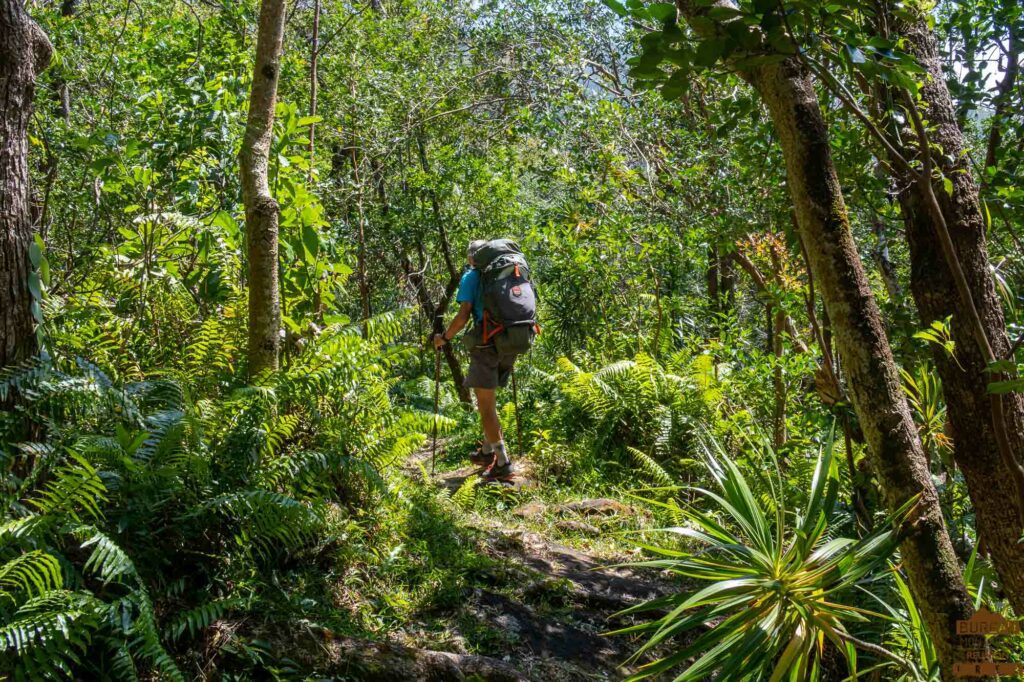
674;2;984;675
752;54;980;682
888;15;1024;614
0;1;51;376
241;0;287;376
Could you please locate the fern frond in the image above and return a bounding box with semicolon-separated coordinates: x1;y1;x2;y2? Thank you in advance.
203;490;318;555
0;590;102;677
165;597;242;642
451;475;480;509
0;550;63;601
626;447;675;487
75;526;138;585
27;451;106;521
0;355;51;402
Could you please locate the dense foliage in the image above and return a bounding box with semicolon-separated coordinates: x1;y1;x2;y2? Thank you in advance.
2;0;1024;679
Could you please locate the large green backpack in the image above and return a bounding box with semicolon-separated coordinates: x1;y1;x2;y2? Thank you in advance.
472;239;538;355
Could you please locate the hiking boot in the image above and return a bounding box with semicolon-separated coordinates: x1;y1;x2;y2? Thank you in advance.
469;447;494;467
482;460;514;482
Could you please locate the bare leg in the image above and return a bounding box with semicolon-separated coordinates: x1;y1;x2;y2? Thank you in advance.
474;387;502;444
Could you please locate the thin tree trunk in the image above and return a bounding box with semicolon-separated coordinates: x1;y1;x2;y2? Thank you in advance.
772;306;786;449
984;0;1020;172
308;0;321;175
732;250;808;352
346;140;372;336
416;135;459;283
872;214;903;301
674;3;982;673
706;244;719;321
399;251;471;404
719;249;736;309
54;0;75;120
240;0;287;376
0;1;52;380
886;15;1024;614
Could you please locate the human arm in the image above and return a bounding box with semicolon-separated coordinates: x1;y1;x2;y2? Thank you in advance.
433;301;473;348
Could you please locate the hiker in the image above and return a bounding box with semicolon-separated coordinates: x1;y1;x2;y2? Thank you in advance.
433;238;537;482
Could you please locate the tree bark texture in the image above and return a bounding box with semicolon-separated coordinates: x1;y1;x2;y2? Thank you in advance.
891;17;1024;614
747;57;980;677
1;1;52;373
673;2;982;672
241;0;287;376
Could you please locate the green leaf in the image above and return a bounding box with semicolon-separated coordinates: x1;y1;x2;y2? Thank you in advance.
648;2;676;21
629;63;666;80
600;0;628;16
987;379;1024;395
942;176;954;196
28;241;42;268
302;224;321;259
694;39;726;67
660;71;691;101
27;272;42;300
984;359;1016;374
708;6;743;20
845;44;866;64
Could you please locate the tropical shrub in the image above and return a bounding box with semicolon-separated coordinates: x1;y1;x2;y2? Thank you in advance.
0;314;449;678
615;431;912;681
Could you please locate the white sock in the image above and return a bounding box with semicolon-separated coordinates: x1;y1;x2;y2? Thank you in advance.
482;441;494;454
492;441;509;466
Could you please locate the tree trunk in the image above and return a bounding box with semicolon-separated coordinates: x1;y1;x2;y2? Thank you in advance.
706;245;719;307
53;0;75;120
0;1;52;377
984;0;1021;172
888;16;1024;614
677;3;981;668
240;0;287;377
348;141;372;335
308;0;321;175
398;251;472;404
772;307;787;449
747;55;979;678
871;214;903;301
732;250;808;352
719;249;736;309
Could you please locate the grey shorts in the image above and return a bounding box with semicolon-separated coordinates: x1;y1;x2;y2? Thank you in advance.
466;345;518;390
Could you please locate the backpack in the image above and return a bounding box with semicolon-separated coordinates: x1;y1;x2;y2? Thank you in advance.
473;239;538;355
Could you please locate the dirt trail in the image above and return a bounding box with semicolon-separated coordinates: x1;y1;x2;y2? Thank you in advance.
370;447;683;681
278;447;684;680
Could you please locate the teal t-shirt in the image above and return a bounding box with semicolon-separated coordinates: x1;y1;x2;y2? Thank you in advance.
456;268;483;325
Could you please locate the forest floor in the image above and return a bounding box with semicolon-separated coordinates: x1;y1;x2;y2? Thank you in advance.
278;443;688;681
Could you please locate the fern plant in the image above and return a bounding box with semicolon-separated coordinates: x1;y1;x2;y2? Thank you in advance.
1;310;438;678
550;353;708;482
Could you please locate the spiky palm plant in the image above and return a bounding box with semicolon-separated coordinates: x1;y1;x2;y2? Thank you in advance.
613;432;913;681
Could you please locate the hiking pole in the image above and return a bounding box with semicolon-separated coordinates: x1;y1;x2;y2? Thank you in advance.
511;368;523;460
431;344;441;475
